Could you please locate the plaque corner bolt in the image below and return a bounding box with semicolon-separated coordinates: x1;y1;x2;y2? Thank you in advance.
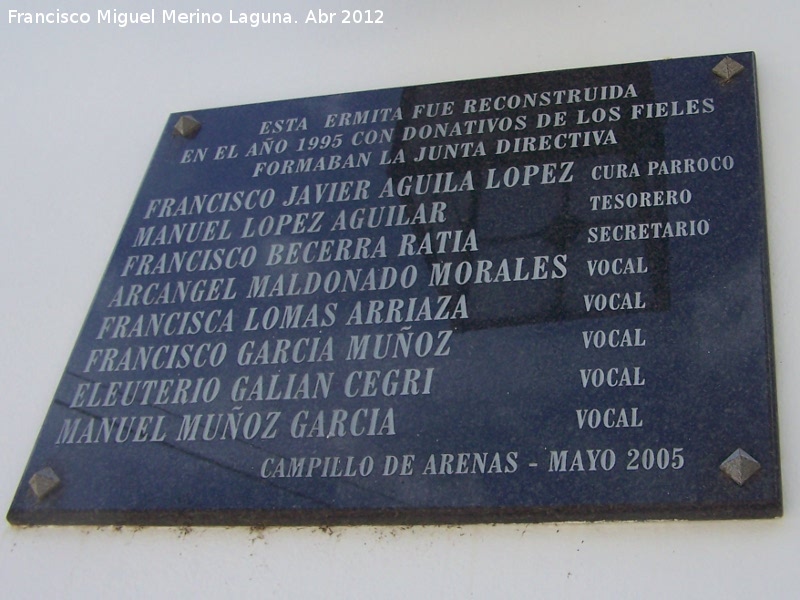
712;56;745;83
719;448;761;486
29;467;61;501
173;115;202;139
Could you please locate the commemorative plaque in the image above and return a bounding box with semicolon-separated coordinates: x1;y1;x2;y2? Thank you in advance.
8;53;781;525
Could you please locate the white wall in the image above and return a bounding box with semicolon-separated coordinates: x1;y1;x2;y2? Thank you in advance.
2;1;798;597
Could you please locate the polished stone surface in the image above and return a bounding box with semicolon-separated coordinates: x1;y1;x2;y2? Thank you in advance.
8;53;781;525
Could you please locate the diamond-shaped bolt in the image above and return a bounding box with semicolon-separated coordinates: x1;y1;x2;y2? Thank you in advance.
29;467;61;500
712;57;745;82
720;448;761;486
173;115;202;138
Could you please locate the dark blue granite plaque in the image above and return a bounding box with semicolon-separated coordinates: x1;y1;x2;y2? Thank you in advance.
8;53;781;525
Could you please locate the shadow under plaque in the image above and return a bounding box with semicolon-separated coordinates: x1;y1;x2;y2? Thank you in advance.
8;52;781;526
